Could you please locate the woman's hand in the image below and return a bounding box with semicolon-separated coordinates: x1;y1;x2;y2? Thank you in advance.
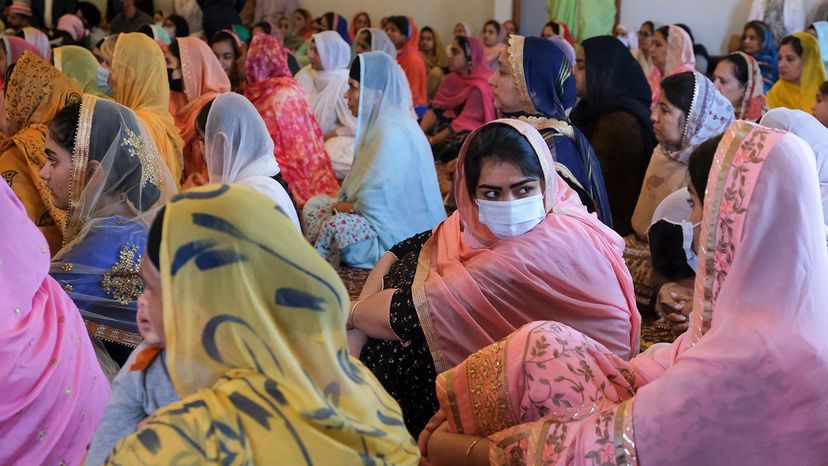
656;282;694;335
419;410;448;466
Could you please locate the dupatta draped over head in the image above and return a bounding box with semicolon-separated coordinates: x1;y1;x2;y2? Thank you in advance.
413;119;640;373
53;46;110;98
52;97;175;337
356;27;397;57
728;51;768;120
434;121;828;465
647;25;696;108
324;11;351;44
0;36;39;88
0;181;109;466
244;33;339;207
431;36;496;132
21;27;52;60
339;51;445;255
395;16;428;107
0;51;81;253
112;33;185;185
745;20;779;92
761;107;828;239
505;35;612;226
205;92;301;230
632;71;734;237
174;37;231;187
767;32;827;113
299;30;356;135
106;184;418;464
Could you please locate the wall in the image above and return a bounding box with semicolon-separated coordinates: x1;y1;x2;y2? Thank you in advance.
620;0;824;54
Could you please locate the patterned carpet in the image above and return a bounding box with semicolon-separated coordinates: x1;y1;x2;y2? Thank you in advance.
336;267;677;352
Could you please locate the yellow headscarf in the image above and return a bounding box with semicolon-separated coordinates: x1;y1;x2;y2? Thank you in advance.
0;51;81;254
112;33;184;185
107;184;418;465
54;46;110;99
767;32;828;113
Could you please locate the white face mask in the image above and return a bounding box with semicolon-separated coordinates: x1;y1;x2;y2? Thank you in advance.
164;26;176;39
477;194;546;238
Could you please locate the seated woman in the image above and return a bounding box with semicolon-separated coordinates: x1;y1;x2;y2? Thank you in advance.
0;36;40;88
105;183;418;464
164;36;230;187
711;52;767;121
0;181;109;466
419;26;447;101
351;119;640;437
767;33;827;113
53;45;110;98
295;30;357;180
647;25;696;109
303;52;445;269
384;16;428;112
421;120;828;466
41;95;176;363
481;20;505;69
571;35;656;236
18;26;51;60
209;29;245;92
490;35;611;226
0;51;81;254
627;71;733;306
741;20;778;93
111;32;185;185
319;11;351;44
197;92;301;230
244;33;339;208
420;36;495;163
355;27;397;57
540;19;574;45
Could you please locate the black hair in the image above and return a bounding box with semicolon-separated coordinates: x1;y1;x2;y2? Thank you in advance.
349;56;360;81
48;101;81;152
660;71;696;115
94;37;105;49
656;25;669;40
687;134;723;206
642;20;655;33
675;23;695;43
77;1;102;28
386;16;409;37
169;37;181;60
484;19;500;34
253;21;272;35
780;35;804;57
743;20;769;47
455;35;472;65
359;29;372;46
14;30;25;39
322;12;335;30
4;63;15;95
820;80;828;95
543;21;560;35
166;14;189;37
146;205;165;269
463;123;543;198
195;97;215;134
138;23;155;39
720;53;750;88
209;30;240;56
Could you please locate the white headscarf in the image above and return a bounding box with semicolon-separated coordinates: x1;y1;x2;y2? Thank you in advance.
356;27;397;57
295;30;356;136
204;92;301;231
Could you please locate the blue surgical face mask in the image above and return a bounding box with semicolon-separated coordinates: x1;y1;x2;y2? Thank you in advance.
96;65;113;96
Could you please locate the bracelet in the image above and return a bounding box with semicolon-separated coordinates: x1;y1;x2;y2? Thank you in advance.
465;438;483;466
347;299;364;330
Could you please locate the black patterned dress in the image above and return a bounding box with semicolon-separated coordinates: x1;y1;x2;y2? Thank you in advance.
358;230;437;437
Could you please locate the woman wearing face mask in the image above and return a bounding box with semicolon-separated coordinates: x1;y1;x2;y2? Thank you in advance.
627;71;733;306
41;95;177;364
647;25;695;109
419;26;447;101
110;33;185;185
350;120;640;437
53;45;111;98
420;36;495;165
164;36;230;188
767;33;827;113
489;35;611;226
163;14;189;39
712;52;767;121
302;52;445;269
741;20;778;93
94;35;118;96
480;19;504;69
421;120;828;466
0;52;81;254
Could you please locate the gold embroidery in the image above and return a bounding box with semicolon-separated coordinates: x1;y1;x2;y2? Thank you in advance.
62;283;73;292
101;244;143;305
61;262;73;272
120;128;162;189
516;115;575;139
2;170;17;185
65;95;96;245
506;35;538;114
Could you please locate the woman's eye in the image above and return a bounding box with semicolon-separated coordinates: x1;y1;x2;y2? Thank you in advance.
517;186;533;195
484;190;498;199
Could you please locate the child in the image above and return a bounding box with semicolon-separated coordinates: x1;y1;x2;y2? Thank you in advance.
84;210;179;465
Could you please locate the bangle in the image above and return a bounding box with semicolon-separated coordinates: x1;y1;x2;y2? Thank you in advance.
465;438;483;466
347;299;364;330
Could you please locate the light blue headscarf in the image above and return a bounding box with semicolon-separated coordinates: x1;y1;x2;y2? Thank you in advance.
338;51;445;265
813;22;828;73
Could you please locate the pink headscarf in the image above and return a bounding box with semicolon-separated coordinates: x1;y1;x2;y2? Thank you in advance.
413;119;641;372
57;14;86;42
21;27;52;60
431;36;495;133
0;181;109;465
3;35;40;64
628;121;828;463
647;25;695;107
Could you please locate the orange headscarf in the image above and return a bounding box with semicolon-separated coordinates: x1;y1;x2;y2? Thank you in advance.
174;37;231;187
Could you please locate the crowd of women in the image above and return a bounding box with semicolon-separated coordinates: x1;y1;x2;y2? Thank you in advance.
1;3;828;465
